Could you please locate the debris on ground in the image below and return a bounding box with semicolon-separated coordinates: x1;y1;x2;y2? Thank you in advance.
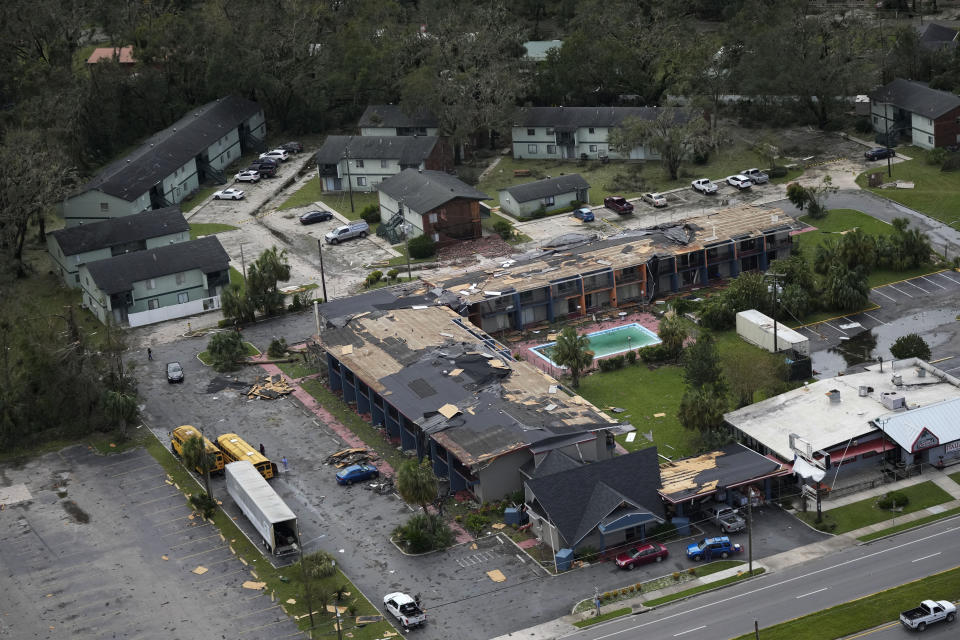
243;374;294;399
325;448;375;467
438;235;515;262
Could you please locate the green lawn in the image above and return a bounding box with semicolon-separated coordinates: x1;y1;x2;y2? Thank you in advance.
279;178;324;210
573;608;631;628
275;360;318;380
643;569;765;607
796;481;953;534
951;471;960;485
478;142;788;207
857;147;960;226
383;244;437;267
730;565;960;640
318;191;380;219
483;213;533;244
179;185;220;212
190;223;238;239
229;267;245;292
857;506;960;542
141;435;395;639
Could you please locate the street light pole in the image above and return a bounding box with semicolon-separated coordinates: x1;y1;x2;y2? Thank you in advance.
344;142;355;214
239;242;248;282
299;536;316;635
317;239;328;303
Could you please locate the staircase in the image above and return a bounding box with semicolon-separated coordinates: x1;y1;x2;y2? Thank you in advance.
377;211;406;244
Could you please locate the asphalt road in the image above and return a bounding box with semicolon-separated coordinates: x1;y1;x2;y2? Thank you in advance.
567;518;960;640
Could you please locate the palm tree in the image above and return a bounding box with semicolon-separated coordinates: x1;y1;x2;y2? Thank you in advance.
551;327;593;388
103;390;137;441
396;459;438;514
181;434;213;499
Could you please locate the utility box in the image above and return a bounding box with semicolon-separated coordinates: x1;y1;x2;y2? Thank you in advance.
504;507;528;526
672;516;691;536
555;548;574;572
736;309;810;356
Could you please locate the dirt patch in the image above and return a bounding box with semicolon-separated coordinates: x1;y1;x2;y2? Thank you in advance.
438;235;515;262
62;499;90;524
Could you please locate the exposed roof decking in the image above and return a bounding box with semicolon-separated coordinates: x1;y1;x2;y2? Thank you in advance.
658;443;789;504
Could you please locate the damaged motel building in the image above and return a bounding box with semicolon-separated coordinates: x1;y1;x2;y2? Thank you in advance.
429;206;795;333
308;294;623;502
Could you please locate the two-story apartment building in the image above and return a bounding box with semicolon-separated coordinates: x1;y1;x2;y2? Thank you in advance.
511;106;671;161
357;104;439;137
79;235;230;327
430;205;794;334
376;169;489;245
499;174;590;218
870;78;960;149
314;136;453;193
63;96;265;226
309;294;622;502
46;206;189;288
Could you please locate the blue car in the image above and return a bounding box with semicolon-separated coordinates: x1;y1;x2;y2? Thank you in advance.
686;536;742;561
336;463;379;485
574;207;595;222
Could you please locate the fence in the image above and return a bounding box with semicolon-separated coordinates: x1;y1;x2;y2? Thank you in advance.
128;295;221;327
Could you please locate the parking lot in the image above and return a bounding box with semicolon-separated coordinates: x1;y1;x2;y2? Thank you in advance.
0;446;302;640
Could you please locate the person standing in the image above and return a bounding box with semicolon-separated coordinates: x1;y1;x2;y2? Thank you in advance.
147;348;153;361
281;456;288;471
259;443;266;456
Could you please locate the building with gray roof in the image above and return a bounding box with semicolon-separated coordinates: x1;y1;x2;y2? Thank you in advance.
357;104;439;137
63;96;265;226
315;135;452;193
869;78;960;150
499;174;590;218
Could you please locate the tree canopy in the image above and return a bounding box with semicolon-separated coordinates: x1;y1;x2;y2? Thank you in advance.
551;327;594;388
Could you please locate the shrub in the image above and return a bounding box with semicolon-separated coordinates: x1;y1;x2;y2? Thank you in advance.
493;219;513;240
303;550;337;578
854;117;873;134
464;513;490;536
625;350;637;365
769;165;788;178
189;492;217;519
288;292;308;311
531;206;549;219
576;546;598;561
638;344;668;363
942;154;960;172
672;572;681;580
877;491;909;510
393;513;454;553
387;268;400;281
648;521;677;541
408;234;437;259
267;337;288;358
360;204;380;225
687;567;697;575
927;148;947;166
364;270;383;288
889;333;931;360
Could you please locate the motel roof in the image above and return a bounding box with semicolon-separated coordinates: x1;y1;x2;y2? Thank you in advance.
314;300;619;467
724;359;960;461
431;205;793;304
658;443;789;504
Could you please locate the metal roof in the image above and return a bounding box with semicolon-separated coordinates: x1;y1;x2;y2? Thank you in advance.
502;174;590;203
875;396;960;451
49;206;187;256
376;169;488;213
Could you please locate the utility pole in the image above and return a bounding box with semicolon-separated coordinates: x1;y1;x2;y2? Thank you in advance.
198;424;213;500
239;242;248;282
299;539;316;635
747;495;753;575
317;239;328;303
754;620;760;639
344;141;355;213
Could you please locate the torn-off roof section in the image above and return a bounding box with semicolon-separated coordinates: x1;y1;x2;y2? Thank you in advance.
658;443;788;504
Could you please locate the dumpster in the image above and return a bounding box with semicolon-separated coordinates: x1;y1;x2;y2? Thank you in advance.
555;548;574;572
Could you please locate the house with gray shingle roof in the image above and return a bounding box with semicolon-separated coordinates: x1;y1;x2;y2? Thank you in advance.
357;105;439;137
870;78;960;150
498;174;590;218
47;206;189;288
314;135;452;192
917;22;958;51
63;96;265;227
376;169;489;246
512;106;672;161
79;235;230;327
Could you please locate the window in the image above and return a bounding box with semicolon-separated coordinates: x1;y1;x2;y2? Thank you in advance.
148;299;160;310
356;176;367;186
429;213;438;223
543;195;555;206
547;145;556;154
175;272;186;285
177;292;189;304
589;145;597;152
527;144;538;154
100;202;109;212
527;128;535;136
589;127;595;134
75;274;80;284
928;135;933;144
381;159;388;169
873;116;878;124
432;233;439;241
146;278;156;290
546;128;554;135
355;159;364;168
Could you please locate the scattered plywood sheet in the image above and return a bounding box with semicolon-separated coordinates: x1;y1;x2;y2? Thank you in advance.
340;345;354;355
654;412;666;418
548;385;558;394
438;404;460;419
382;631;399;637
544;404;557;412
449;368;463;377
489;359;510;369
286;598;297;605
0;484;31;506
625;432;637;443
242;581;266;590
191;566;208;575
356;615;383;626
491;523;507;530
161;555;169;561
547;333;558;340
486;569;506;583
326;604;349;614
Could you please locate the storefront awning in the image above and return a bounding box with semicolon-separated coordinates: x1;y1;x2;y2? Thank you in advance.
792;456;825;482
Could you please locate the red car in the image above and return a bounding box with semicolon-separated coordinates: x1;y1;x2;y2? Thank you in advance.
615;542;669;570
604;195;634;215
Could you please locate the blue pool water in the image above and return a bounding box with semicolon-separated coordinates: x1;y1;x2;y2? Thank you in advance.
530;323;662;366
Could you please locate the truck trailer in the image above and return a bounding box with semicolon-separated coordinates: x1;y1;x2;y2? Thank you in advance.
224;461;299;556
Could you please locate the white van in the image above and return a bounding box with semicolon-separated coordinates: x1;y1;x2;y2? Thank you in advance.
325;221;370;244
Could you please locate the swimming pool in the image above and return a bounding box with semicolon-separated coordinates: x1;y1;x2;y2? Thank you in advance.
530;323;662;367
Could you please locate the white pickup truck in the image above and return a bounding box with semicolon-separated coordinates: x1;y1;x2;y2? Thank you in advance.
704;503;746;533
384;592;426;630
899;599;956;631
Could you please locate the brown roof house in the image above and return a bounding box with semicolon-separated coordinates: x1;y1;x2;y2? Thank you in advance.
86;46;136;66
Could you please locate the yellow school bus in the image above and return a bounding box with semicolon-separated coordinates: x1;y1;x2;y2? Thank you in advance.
170;425;224;475
215;433;275;480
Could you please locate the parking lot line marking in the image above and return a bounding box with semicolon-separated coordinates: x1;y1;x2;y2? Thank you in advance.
178;545;229;561
921;275;947;289
823;322;847;335
149;502;193;516
197;566;247;582
169;533;223;549
870;288;897;302
233;603;286;620
937;271;960;285
236;617;296;636
130;492;185;507
886;284;913;298
796;587;829;598
912;552;941;563
902;279;930;293
861;312;888;326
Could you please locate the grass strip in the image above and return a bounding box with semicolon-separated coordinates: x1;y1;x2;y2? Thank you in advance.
857;506;960;542
729;565;960;640
950;471;960;486
643;569;764;607
695;560;744;577
141;433;396;639
197;341;260;365
795;481;953;534
190;222;238;238
573;608;632;628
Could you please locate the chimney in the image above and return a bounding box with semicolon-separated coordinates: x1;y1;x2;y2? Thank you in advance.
916;367;926;378
858;385;868;397
892;374;903;387
826;389;841;403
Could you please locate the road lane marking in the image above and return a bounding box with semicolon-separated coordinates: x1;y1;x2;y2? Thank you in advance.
673;626;706;636
796;587;829;598
912;552;941;563
870;289;896;302
587;524;960;640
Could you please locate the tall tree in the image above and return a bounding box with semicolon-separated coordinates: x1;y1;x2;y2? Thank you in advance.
610;108;710;181
206;332;247;372
396;459;438;514
181;433;214;499
248;247;292;316
682;332;727;396
551;327;594;388
889;333;931;361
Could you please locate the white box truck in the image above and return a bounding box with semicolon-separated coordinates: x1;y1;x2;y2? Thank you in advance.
225;461;299;556
736;309;810;356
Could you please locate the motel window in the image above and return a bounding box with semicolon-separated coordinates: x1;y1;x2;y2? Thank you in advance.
589;145;597;152
148;299;160;310
589;127;595;134
100;202;109;212
355;159;364;168
146;278;156;290
547;145;556;154
429;213;438;223
527;128;535;136
177;292;189;304
176;272;186;285
928;136;933;144
356;176;367;186
543;196;555;206
546;128;554;135
381;159;388;168
528;144;538;154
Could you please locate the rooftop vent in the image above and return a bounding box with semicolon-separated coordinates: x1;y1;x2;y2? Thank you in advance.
892;374;903;387
880;392;905;410
858;385;868;397
916;367;926;378
826;389;841;403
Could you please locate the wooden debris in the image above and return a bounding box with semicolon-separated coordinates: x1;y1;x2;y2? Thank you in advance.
438;404;460;419
191;566;208;575
326;448;374;466
486;569;506;582
356;615;382;626
244;374;294;400
242;580;266;590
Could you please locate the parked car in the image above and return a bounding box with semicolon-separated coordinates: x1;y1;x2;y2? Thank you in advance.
900;600;956;631
213;188;245;200
704;503;746;533
235;170;260;183
865;147;896;161
166;362;184;384
642;192;668;207
726;174;753;190
741;168;769;184
280;141;303;154
325;221;370;244
300;209;334;225
248;160;277;177
260;148;290;162
335;463;379;485
686;536;742;561
604;195;634;214
691;178;718;194
615;542;669;570
573;207;595;222
384;592;426;630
